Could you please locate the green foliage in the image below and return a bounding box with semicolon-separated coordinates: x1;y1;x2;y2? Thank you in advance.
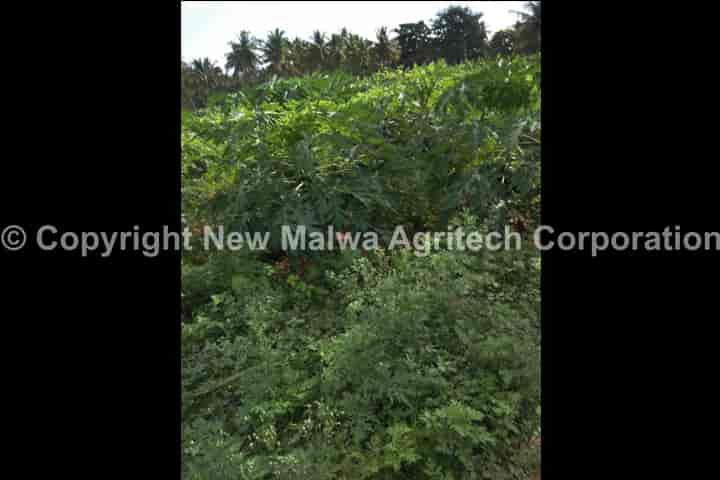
489;30;517;57
181;3;540;110
431;5;488;65
512;2;541;55
182;56;540;250
182;236;540;479
182;55;541;479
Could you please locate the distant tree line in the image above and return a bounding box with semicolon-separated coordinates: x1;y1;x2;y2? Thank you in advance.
182;2;540;109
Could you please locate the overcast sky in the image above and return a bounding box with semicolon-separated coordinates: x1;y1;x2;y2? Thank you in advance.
182;1;527;66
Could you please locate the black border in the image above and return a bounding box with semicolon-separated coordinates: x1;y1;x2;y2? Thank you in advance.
542;2;718;477
3;2;182;475
4;1;718;476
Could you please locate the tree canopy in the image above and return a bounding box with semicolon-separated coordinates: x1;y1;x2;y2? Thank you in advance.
182;3;541;110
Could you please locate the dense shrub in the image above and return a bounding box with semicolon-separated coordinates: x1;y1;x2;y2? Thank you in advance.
182;56;540;250
182;56;541;479
182;236;540;479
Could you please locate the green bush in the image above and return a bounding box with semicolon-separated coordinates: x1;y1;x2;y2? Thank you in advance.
182;235;540;479
182;56;540;252
182;56;541;479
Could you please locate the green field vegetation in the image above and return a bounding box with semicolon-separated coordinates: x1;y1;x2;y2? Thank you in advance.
182;51;541;479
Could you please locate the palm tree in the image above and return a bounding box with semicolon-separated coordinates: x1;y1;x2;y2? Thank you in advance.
344;33;373;75
261;28;289;76
182;58;222;109
310;30;327;72
225;31;259;80
181;60;200;109
514;1;541;31
372;26;398;70
326;32;345;71
287;37;313;76
191;57;222;90
512;1;541;53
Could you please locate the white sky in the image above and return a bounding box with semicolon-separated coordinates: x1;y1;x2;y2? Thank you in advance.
182;1;527;66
